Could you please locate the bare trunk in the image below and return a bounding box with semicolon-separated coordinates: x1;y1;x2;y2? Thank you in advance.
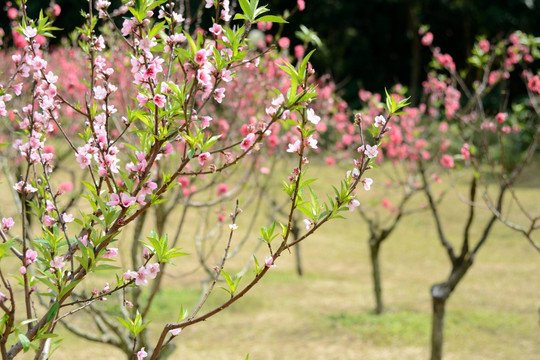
430;289;447;360
295;243;303;276
291;220;303;276
369;240;383;314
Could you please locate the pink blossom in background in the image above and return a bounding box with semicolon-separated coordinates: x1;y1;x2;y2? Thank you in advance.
294;45;305;59
58;182;74;193
177;177;190;187
303;219;313;230
495;112;507;124
421;32;434;46
461;143;470;161
7;8;18;20
528;75;540;92
217;183;228;196
52;4;61;17
478;39;490;53
438;122;449;132
325;157;336;166
297;0;305;11
278;37;290;49
440;154;455;169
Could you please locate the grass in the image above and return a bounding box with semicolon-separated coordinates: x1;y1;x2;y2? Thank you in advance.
6;159;540;360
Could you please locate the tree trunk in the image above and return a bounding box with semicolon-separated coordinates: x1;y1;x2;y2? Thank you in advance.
369;240;383;314
291;220;303;276
430;285;449;360
295;242;303;276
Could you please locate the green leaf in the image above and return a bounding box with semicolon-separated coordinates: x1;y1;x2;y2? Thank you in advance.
18;334;31;352
255;15;288;23
46;302;59;323
221;269;236;294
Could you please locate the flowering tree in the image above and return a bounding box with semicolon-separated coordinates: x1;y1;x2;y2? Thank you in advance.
416;28;540;360
0;0;410;359
350;87;432;314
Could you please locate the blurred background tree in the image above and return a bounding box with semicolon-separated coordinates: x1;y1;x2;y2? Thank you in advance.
1;0;539;107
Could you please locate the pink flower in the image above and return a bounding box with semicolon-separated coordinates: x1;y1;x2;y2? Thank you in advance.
153;94;166;108
286;140;301;153
19;266;27;275
103;248;118;259
50;256;65;269
303;219;313;230
374;115;386;127
240;133;255;151
306;108;320;125
22;26;37;40
198;152;212;167
144;263;160;279
137;347;147;360
128;267;148;286
44;215;56;227
169;328;182;336
362;178;373;191
120;193;136;207
421;32;433;46
2;217;14;232
213;88;225;103
194;49;207;65
25;249;38;265
305;135;318;149
364;145;378;159
265;256;276;268
62;213;74;223
440;154;455;169
209;23;222;36
297;0;305;11
107;193;120;206
347;199;360;211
